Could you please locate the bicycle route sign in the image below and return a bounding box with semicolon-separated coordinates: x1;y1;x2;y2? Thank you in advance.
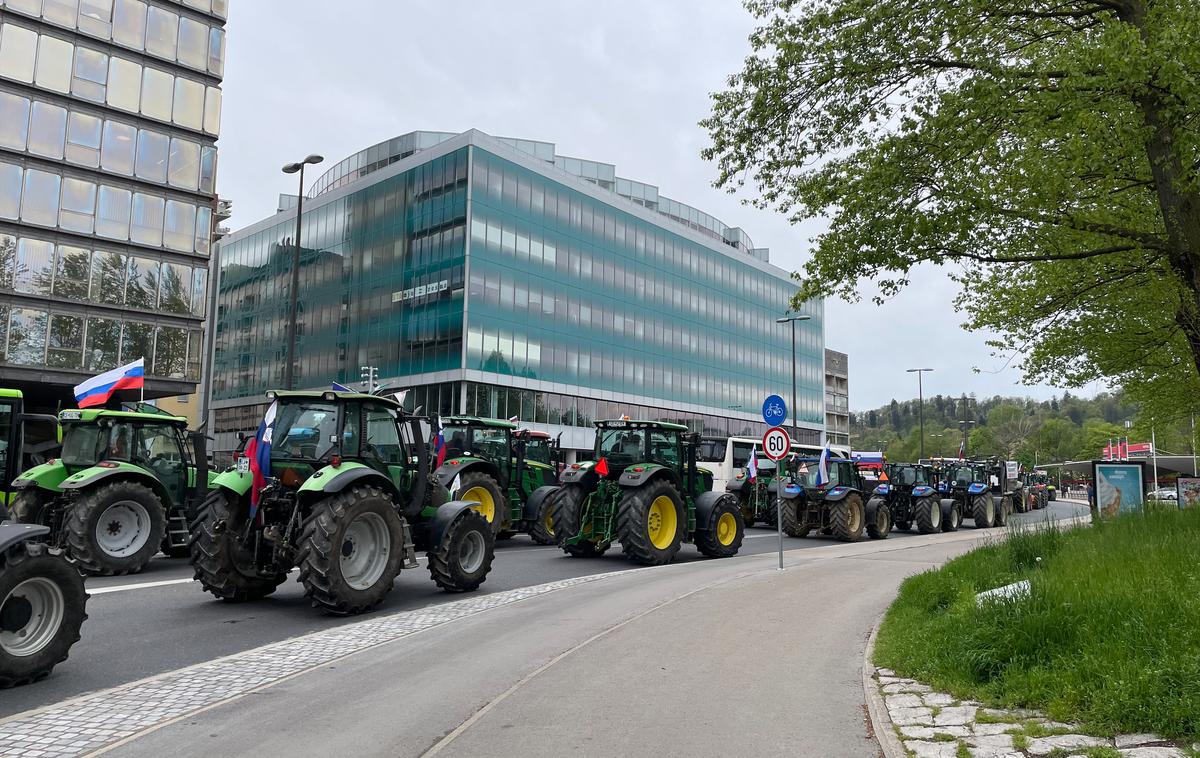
762;394;787;427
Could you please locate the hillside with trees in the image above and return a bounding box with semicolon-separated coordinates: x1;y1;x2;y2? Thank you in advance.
851;393;1197;468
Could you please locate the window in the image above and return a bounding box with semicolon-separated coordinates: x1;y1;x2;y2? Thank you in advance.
363;404;405;466
78;0;114;38
14;237;54;295
162;199;195;252
130;192;165;246
191;267;206;317
153;326;186;377
0;162;21;219
27;100;66;158
47;313;84;369
42;0;79;27
59;176;96;233
120;320;154;364
71;46;107;102
8;308;48;366
52;244;91;299
0;23;38;83
125;254;158;308
0;234;14;290
105;55;140;111
20;168;61;227
198;145;216;193
144;5;177;60
171;76;203;129
177;17;206;69
203;85;220;134
101;119;135;174
95;184;131;239
5;1;43;16
134;128;169;182
89;251;126;304
158;260;189;313
194;205;211;254
139;66;172;120
0;92;29;150
207;27;224;76
34;33;72;93
65;111;101;167
85;316;120;371
111;0;146;49
167;137;199;189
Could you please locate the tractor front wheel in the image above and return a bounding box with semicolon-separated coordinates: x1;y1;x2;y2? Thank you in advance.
10;490;48;525
527;489;558;546
778;497;808;538
830;494;865;542
695;496;744;558
297;486;404;615
617;480;683;565
914;496;942;534
0;542;87;689
428;509;494;592
552;485;609;558
971;495;995;528
455;471;507;534
66;482;166;575
993;497;1010;527
866;498;892;540
190;489;287;602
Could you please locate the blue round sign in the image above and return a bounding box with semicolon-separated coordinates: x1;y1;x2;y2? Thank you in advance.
762;394;787;426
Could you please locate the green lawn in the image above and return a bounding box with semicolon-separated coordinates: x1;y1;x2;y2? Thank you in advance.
874;508;1200;739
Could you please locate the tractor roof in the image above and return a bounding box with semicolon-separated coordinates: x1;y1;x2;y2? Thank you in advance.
266;389;403;409
516;429;551;439
58;408;188;425
0;388;22;399
594;419;690;432
442;415;517;430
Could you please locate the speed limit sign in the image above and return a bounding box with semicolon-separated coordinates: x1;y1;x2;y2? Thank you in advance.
762;426;791;461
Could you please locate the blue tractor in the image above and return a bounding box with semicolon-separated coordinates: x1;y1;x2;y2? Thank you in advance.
773;455;891;541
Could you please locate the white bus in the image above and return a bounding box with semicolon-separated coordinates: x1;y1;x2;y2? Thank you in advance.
697;435;836;491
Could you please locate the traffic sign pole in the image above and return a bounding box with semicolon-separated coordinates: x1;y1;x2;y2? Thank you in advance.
762;425;791;571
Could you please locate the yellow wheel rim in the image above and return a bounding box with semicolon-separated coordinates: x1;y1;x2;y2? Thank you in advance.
544;510;555;536
647;495;678;550
462;486;495;523
716;512;737;546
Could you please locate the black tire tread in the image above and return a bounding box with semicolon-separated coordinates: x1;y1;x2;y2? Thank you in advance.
829;493;865;542
0;542;88;689
914;496;940;534
527;489;558;546
456;471;507;533
694;496;744;558
616;480;682;565
971;495;994;528
551;485;609;557
189;488;286;602
427;509;494;592
866;497;891;540
779;497;807;538
66;481;166;576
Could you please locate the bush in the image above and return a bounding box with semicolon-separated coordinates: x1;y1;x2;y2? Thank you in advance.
874;509;1200;739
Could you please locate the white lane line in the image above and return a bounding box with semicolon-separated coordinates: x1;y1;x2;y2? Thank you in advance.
88;558;432;595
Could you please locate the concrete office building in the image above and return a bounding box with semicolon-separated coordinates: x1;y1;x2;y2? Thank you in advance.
210;129;827;457
0;0;226;410
825;348;849;450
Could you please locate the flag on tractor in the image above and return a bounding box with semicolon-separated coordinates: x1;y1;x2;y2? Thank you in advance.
434;424;447;467
594;457;610;476
74;358;144;408
815;440;832;486
332;381;352;392
508;415;518;423
246;401;277;518
958;438;966;460
748;447;759;481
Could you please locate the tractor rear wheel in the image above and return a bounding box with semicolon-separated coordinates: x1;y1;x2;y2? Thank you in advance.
428;509;494;592
617;480;683;565
830;494;865;542
695;496;744;558
455;471;507;534
866;498;892;540
527;489;557;546
993;497;1010;527
297;485;404;615
190;489;287;602
66;481;166;575
914;496;942;534
941;500;960;532
0;542;87;689
10;490;47;525
552;485;609;558
778;497;808;538
971;495;995;528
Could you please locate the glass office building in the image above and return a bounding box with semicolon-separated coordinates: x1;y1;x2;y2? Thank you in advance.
0;0;226;410
211;130;824;456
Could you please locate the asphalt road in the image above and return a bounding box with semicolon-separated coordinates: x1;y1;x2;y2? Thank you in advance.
1;499;1089;720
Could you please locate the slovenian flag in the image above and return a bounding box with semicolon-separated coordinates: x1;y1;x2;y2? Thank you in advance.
958;438;966;460
74;358;144;408
748;447;758;482
815;439;832;487
434;424;447;467
245;401;277;518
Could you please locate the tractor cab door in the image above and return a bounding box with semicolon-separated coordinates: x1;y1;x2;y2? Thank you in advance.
0;397;21;502
133;423;188;506
360;402;410;487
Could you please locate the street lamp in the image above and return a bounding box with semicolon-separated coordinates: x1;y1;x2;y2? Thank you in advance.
906;368;934;459
281;153;324;390
776;315;813;446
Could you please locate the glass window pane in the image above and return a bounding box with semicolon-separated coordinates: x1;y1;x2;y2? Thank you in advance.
47;313;84;369
42;0;78;27
71;45;107;101
0;162;21;219
6;1;44;15
85;316;120;371
120;320;154;365
139;66;172;120
20;168;60;226
198;145;215;193
207;27;223;76
78;0;113;38
203;85;221;134
172;76;202;129
134;128;168;182
65;110;101;167
193;205;210;254
125;254;157;308
163;200;194;252
100;119;135;174
59;176;96;233
95;184;130;239
211;0;226;17
167;137;198;189
8;308;48;366
34;33;73;93
14;237;54;294
144;5;176;59
111;0;145;49
89;251;125;303
129;192;163;246
27;100;66;158
0;24;39;83
52;244;91;300
158;260;189;313
154;326;186;377
105;55;140;111
176;17;205;69
0;92;30;150
191;266;206;317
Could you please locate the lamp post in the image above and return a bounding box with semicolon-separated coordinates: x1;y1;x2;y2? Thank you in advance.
906;368;934;459
776;315;813;446
281;153;324;390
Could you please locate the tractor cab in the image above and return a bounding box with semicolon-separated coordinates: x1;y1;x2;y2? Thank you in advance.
0;390;58;517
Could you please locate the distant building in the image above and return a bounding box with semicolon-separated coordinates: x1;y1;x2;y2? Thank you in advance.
825;348;849;450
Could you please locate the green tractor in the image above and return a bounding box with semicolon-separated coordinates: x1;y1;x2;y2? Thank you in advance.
725;455;777;528
0;389;87;688
191;390;494;616
773;455;889;541
551;419;744;565
12;405;211;575
434;416;562;544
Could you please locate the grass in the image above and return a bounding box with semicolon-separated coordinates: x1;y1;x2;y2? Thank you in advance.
875;508;1200;740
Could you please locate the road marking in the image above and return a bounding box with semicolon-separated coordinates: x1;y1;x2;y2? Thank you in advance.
87;558;432;595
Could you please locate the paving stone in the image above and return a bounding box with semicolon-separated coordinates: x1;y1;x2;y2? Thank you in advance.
1117;748;1187;758
900;726;971;740
966;733;1015;755
1026;734;1110;755
906;740;961;758
885;693;926;710
878;676;912;685
889;706;936;726
877;667;896;677
1037;719;1082;731
923;692;958;707
972;724;1017;737
1114;734;1168;748
933;705;978;726
883;681;933;694
980;707;1039;721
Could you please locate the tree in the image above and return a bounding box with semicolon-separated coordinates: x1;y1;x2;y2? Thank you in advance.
867;409;878;427
985;404;1038;457
705;0;1200;412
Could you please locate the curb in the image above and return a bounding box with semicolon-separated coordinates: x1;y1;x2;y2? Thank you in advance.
862;614;906;758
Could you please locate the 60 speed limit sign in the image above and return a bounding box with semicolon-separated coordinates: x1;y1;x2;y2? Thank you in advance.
762;426;791;461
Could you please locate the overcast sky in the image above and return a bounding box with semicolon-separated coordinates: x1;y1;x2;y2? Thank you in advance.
217;0;1104;411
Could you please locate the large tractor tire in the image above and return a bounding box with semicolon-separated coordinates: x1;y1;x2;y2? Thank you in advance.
190;489;287;602
993;497;1011;527
527;488;558;546
914;496;942;534
695;496;744;558
829;494;865;542
428;509;494;592
297;485;405;616
1039;490;1048;509
778;497;809;538
0;542;87;689
65;481;166;576
941;499;961;533
10;490;48;525
971;495;995;528
617;479;684;565
551;485;609;558
866;497;892;540
455;471;507;534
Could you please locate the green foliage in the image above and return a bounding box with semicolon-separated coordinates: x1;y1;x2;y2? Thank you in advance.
875;511;1200;738
704;0;1200;419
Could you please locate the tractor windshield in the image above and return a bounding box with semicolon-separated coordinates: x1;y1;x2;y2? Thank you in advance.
695;438;726;463
60;423;108;468
945;464;974;486
596;428;646;465
523;437;551;464
271;401;339;463
896;466;923;486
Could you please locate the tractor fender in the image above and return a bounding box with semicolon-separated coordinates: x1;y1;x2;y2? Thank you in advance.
912;485;933;497
522;485;560;523
694;490;736;532
11;460;70;493
427;499;483;550
59;463;170;504
618;463;680;490
873;483;891;496
866;496;886;523
0;521;50;551
823;485;853;502
558;463;596;485
967;483;989;495
725;475;751;495
298;462;399;500
211;468;253;497
777;478;803;500
434;457;500;489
